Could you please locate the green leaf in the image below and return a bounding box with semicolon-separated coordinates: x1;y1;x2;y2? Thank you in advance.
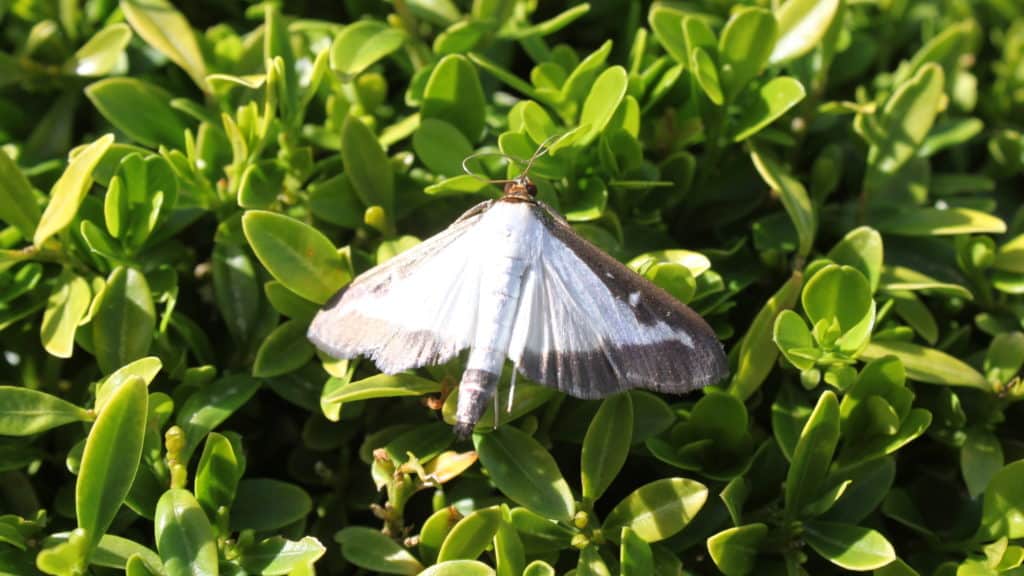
861;341;989;389
67;23;132;77
0;386;92;436
750;147;815;257
473;426;575;523
437;506;502;562
419;508;460;565
176;374;260;462
579;66;628;145
211;240;261;345
774;310;815;371
0;148;41;239
770;0;841;64
413;118;475;177
420;560;496;576
77;377;147;552
602;478;708;543
732;77;806;142
422;55;486;142
691;46;724;106
523;560;556;576
828;226;884;292
95;356;162;412
86;78;186;149
322;373;441;405
980;460;1024;540
238;536;325;576
577;544;611;576
803;521;896;571
785;391;839;520
335;526;424;575
648;5;688;64
253;319;315;377
581;393;633;502
329;20;406;77
91;266;156;375
803;264;873;335
230;478;312;531
341;114;395;218
120;0;209;91
264;281;318;322
620;527;654;576
718;8;778;100
154;489;219;576
870;207;1006;236
730;271;803;400
41;271;92;359
34;133;115;247
995;234;1024;273
494;510;525;576
961;428;1003;499
707;523;768;576
242;210;349;305
308;174;365;229
195;432;242;524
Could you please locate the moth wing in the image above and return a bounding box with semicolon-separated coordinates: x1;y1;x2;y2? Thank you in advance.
508;205;728;398
308;202;493;373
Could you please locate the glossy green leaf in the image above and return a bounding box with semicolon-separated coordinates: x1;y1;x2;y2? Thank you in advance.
732;77;806;142
579;66;628;145
961;428;1003;499
211;240;261;345
602;478;708;543
419;507;461;565
577;544;611;576
238;536;325;575
707;523;768;576
828;226;884;292
718;8;778;100
0;148;41;238
77;377;147;552
473;426;575;523
581;393;633;502
91;266;156;374
730;271;803;400
980;459;1024;539
871;207;1007;236
67;23;132;77
95;356;162;412
86;79;186;148
231;478;312;531
40;271;91;359
154;489;218;576
329;20;406;77
750;147;815;257
341;114;394;217
861;341;988;389
264;281;318;321
242;210;349;304
803;521;896;570
34;133;115;247
195;432;242;524
437;506;502;562
770;0;841;64
774;310;815;371
494;510;525;576
648;5;688;64
523;560;556;576
413;118;475;176
253;319;315;377
420;560;495;576
785;391;839;519
335;526;424;575
175;374;260;462
691;46;724;106
322;373;441;405
0;386;92;436
423;54;486;142
121;0;208;91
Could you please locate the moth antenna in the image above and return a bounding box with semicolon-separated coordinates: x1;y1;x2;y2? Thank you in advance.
461;150;529;185
519;132;563;179
507;369;517;413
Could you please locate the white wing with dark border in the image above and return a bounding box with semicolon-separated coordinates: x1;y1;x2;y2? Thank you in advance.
307;201;493;373
507;203;729;398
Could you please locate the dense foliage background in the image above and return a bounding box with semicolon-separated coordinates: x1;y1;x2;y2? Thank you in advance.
0;0;1023;574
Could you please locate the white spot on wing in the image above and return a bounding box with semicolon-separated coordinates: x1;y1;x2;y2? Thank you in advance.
628;292;640;307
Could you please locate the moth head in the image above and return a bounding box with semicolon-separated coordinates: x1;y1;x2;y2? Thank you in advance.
503;176;538;200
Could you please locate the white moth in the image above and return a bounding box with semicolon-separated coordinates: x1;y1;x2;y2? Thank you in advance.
308;155;728;436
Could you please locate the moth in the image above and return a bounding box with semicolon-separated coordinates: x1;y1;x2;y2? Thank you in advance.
308;145;728;436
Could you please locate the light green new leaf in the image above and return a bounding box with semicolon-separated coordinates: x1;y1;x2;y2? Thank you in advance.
602;478;708;543
77;377;147;552
770;0;841;64
330;20;406;77
861;341;988;389
473;426;575;523
195;432;242;524
707;523;768;576
95;356;162;412
67;24;132;77
437;506;502;562
238;536;325;576
121;0;209;91
242;210;349;304
579;66;628;145
154;489;219;576
0;386;92;436
420;560;495;576
34;133;115;247
980;460;1024;540
870;207;1006;236
41;271;91;358
321;373;441;405
718;8;778;100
